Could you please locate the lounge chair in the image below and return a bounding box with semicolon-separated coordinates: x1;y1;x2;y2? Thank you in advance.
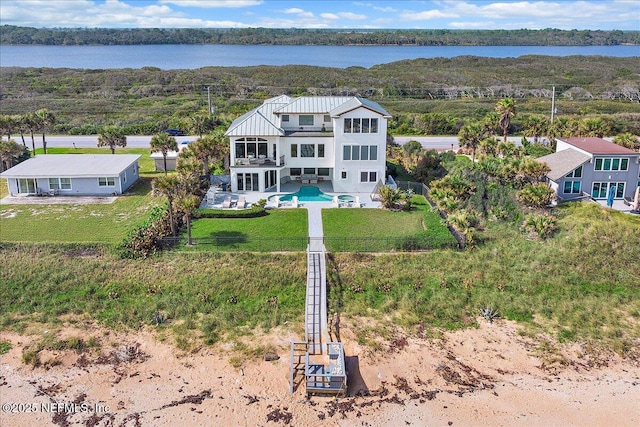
292;196;299;208
236;196;246;209
222;196;232;209
353;196;362;208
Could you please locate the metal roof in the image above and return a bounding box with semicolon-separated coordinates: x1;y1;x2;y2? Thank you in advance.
225;96;391;137
559;137;637;155
329;97;392;118
537;149;591;181
0;154;141;178
274;97;353;114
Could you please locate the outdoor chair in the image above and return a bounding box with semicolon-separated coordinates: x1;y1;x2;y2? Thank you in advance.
236;196;246;209
222;196;232;209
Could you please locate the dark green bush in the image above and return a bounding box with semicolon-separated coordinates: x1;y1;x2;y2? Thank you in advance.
193;205;267;219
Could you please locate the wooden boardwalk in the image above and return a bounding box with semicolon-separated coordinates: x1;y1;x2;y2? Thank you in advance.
290;231;346;397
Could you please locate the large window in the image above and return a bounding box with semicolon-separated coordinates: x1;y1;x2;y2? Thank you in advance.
592;182;625;199
342;145;378;161
565;166;582;178
17;178;36;194
301;144;315;157
290;168;302;176
563;181;581;194
48;178;71;191
594;157;629;171
299;115;314;126
344;118;378;133
291;144;298;158
235;138;268;159
360;171;378;183
237;173;259;191
318;144;325;158
98;177;115;187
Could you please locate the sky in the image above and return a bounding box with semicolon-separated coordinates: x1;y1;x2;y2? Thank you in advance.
0;0;638;30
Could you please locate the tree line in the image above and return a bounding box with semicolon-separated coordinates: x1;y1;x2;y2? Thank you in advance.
2;26;639;46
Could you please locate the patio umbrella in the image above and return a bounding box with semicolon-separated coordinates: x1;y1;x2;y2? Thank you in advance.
607;184;616;207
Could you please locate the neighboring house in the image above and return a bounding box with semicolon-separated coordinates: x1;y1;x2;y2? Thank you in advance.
150;141;190;172
0;154;141;196
224;95;391;193
537;137;640;201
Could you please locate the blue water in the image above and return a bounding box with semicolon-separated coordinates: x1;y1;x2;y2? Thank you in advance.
1;44;637;69
268;186;354;203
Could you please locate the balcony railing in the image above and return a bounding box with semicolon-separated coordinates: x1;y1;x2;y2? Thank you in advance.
233;156;285;168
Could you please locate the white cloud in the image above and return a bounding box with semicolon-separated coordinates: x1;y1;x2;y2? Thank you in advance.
400;9;458;20
321;13;340;20
159;0;262;7
283;8;304;14
338;12;367;20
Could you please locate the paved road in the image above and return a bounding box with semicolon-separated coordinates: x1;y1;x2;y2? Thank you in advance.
392;135;529;151
14;135;197;149
12;134;528;151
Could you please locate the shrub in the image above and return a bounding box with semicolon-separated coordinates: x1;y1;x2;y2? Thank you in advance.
193;205;267;218
516;183;554;208
522;214;558;239
117;205;178;259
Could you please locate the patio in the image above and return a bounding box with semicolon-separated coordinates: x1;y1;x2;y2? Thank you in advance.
200;180;381;210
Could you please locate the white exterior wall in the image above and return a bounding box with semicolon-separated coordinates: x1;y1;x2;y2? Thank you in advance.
332;108;387;193
283;136;334;169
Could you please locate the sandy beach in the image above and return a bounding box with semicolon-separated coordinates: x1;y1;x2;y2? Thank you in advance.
1;319;638;427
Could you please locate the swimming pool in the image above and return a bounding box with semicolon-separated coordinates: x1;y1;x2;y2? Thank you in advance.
268;186;355;203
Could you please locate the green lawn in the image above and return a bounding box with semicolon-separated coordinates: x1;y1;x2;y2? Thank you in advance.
322;196;456;251
0;178;159;243
0;148;161;244
183;209;309;251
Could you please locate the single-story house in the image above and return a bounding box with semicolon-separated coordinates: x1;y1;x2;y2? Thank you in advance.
0;154;141;196
537;137;640;201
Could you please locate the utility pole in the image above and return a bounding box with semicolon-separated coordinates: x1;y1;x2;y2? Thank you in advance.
550;85;556;124
207;86;213;115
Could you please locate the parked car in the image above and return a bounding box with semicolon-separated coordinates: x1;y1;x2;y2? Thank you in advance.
163;128;185;136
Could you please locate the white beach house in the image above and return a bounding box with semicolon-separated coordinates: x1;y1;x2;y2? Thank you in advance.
225;95;391;193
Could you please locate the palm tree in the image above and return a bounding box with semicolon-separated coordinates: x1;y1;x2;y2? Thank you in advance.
523;115;548;144
176;193;201;246
97;125;127;154
458;122;488;162
0;115;17;140
612;132;639;151
150;132;178;175
152;175;180;237
22;112;38;155
578;117;611;138
34;109;55;154
495;98;517;142
0;139;24;172
185;130;229;176
188;113;216;138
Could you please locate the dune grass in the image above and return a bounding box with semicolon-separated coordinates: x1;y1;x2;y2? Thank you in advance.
326;202;640;356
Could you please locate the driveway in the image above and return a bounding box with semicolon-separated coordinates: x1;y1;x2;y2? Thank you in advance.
0;195;117;205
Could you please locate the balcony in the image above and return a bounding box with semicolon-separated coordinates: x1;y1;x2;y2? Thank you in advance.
233;155;285;168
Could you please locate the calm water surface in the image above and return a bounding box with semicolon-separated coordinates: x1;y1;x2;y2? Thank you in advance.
1;44;638;69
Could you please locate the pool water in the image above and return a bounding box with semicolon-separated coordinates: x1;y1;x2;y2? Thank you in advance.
268;186;354;203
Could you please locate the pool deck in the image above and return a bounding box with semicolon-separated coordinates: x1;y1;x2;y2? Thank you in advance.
201;182;381;210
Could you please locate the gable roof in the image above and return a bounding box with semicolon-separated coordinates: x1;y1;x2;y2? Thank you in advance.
225;95;391;137
537;149;591;181
559;137;637;155
0;154;140;178
329;97;392;118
